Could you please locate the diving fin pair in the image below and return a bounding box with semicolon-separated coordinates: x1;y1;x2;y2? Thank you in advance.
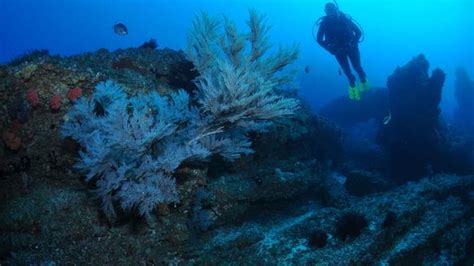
348;85;361;101
348;80;370;101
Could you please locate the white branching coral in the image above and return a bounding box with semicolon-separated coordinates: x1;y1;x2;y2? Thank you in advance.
187;9;300;131
62;10;301;221
62;81;255;220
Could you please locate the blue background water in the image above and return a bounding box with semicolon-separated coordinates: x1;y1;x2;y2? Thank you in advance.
1;0;473;116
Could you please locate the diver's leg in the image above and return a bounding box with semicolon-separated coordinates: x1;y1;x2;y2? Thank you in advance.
348;46;366;83
335;53;359;100
335;53;356;87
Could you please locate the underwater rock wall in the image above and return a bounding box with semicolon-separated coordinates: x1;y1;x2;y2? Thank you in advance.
196;174;474;265
378;54;446;180
0;45;473;265
0;47;196;179
250;108;344;166
318;55;474;180
0;46;337;263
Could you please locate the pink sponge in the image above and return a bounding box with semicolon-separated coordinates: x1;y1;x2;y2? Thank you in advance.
26;89;40;107
67;87;82;103
50;95;62;112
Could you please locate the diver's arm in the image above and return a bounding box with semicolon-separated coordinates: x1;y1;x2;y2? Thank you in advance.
347;18;362;42
316;23;330;51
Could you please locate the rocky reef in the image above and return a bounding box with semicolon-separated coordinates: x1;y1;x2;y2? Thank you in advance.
198;174;474;265
1;47;473;264
320;54;474;181
379;54;446;180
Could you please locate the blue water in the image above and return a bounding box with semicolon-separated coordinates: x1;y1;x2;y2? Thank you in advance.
1;0;473;115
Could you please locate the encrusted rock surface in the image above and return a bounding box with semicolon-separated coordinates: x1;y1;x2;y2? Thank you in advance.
1;48;473;264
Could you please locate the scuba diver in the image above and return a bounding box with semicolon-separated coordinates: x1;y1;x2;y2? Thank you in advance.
316;2;369;101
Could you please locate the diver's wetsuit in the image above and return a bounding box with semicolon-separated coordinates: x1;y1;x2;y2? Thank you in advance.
317;13;366;87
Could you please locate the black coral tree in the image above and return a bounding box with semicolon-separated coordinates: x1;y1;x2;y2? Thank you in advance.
62;10;300;221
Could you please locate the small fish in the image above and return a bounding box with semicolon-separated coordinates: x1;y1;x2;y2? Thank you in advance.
304;66;310;74
113;23;128;36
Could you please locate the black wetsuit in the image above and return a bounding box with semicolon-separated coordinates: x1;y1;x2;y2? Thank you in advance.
317;13;366;87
